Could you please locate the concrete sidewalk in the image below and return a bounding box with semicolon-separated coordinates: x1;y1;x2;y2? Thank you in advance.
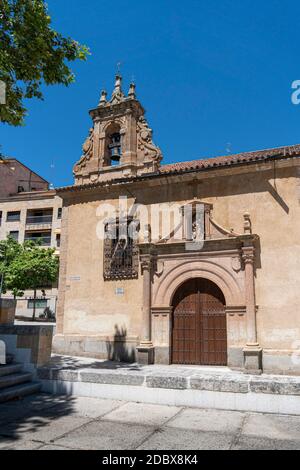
0;394;300;450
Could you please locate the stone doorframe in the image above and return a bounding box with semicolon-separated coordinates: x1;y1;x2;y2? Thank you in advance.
137;237;262;373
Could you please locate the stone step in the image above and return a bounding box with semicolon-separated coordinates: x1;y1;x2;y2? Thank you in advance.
0;382;41;403
0;372;33;390
0;363;23;377
6;354;14;365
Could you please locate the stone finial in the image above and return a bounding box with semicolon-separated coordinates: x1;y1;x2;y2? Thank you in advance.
98;90;107;107
243;212;252;234
110;74;125;104
128;82;136;99
113;74;122;92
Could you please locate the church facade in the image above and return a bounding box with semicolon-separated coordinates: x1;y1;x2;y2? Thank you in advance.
54;75;300;375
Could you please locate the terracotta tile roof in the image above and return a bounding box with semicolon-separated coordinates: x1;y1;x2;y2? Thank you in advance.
159;144;300;174
56;143;300;193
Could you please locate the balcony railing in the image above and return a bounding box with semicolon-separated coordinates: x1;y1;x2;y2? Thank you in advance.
24;236;52;247
26;215;53;224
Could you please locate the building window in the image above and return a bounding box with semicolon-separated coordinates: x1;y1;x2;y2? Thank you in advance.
27;299;48;309
24;231;51;246
57;208;62;219
9;231;19;241
26;209;53;225
103;218;139;280
7;211;21;222
56;234;61;248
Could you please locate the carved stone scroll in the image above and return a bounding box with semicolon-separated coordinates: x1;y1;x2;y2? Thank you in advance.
73;128;94;175
137;116;162;165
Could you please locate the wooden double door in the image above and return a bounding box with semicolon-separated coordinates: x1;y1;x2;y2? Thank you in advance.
172;278;227;366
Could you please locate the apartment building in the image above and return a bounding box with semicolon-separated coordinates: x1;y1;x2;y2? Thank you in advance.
0;157;62;319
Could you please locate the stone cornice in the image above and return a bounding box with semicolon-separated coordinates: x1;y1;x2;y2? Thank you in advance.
89;98;144;121
0;190;57;203
56;153;300;199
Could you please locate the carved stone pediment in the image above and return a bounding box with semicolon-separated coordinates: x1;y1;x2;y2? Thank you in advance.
154;201;255;248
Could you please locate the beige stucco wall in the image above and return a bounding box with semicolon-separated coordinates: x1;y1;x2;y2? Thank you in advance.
56;160;300;369
62;198;143;340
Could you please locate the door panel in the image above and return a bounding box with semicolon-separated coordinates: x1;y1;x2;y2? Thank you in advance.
172;279;227;365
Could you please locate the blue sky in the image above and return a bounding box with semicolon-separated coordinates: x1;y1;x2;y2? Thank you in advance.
1;0;300;187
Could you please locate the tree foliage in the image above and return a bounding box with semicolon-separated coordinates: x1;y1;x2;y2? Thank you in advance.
0;235;22;294
7;240;58;291
0;0;89;125
0;236;59;319
7;240;59;318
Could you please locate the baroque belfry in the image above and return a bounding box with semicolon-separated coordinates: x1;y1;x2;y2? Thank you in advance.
73;75;162;184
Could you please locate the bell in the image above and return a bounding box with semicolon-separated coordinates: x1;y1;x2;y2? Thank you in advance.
108;133;122;161
109;145;120;160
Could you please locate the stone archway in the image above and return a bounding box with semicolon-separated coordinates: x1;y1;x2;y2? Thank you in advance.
153;259;244;308
150;258;247;366
171;278;227;366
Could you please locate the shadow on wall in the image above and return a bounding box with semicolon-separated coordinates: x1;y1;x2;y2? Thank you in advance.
106;324;136;363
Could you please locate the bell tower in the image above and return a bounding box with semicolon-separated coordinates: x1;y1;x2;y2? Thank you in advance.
73;75;163;184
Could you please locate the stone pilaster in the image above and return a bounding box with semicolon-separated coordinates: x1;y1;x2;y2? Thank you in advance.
122;112;137;165
136;257;154;364
151;307;173;364
242;245;262;373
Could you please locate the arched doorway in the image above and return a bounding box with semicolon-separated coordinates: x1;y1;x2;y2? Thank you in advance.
171;278;227;366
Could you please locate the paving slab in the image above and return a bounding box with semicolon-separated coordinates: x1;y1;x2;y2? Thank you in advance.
13;393;72;411
0;403;32;425
137;428;234;450
49;396;124;419
242;413;300;441
104;402;181;426
54;420;155;450
0;413;90;443
0;394;76;427
0;393;72;413
0;438;43;450
233;436;300;450
38;444;72;450
166;408;244;434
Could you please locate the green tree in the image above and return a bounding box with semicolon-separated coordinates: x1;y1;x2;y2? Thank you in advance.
0;0;89;126
0;235;22;296
6;240;59;319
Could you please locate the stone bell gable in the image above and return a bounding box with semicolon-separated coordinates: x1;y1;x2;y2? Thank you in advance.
73;75;162;185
